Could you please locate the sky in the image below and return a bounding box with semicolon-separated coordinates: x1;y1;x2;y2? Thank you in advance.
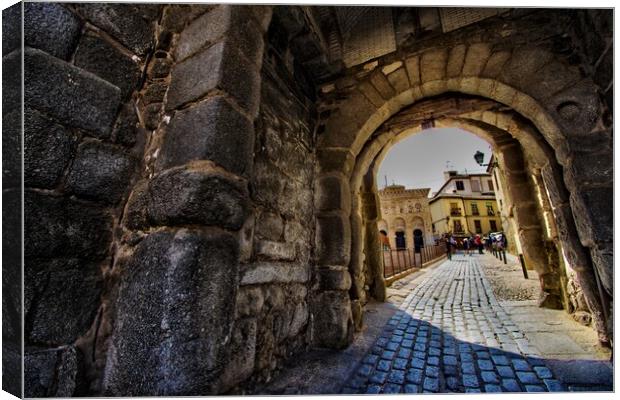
376;128;492;196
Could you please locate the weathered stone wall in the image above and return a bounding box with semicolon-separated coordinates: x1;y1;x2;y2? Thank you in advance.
2;3;23;397
231;10;318;390
15;3;160;396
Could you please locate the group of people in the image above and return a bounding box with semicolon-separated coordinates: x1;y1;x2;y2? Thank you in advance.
442;232;507;260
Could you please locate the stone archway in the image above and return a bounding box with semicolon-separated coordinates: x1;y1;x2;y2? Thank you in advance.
312;43;612;348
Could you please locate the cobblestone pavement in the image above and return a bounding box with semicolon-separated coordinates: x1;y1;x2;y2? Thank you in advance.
342;255;570;394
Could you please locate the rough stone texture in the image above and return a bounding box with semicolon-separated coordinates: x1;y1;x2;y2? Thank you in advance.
314;175;351;213
24;47;121;138
74;30;142;100
24;2;82;60
316;212;352;266
157;96;254;177
24;108;77;189
2;108;22;188
24;191;112;259
311;291;353;349
3;49;22;113
26;258;102;345
73;3;158;56
241;262;309;285
25;346;83;397
2;3;21;57
66;140;135;205
126;163;250;231
103;228;239;396
167;40;260;116
175;5;264;66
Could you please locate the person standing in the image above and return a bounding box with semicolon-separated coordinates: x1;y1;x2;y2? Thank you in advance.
464;236;470;256
475;234;483;254
445;234;453;260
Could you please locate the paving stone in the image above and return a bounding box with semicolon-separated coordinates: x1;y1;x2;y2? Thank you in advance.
485;384;503;392
502;378;522;392
478;359;494;371
357;364;373;377
497;366;516;378
444;365;458;377
381;350;396;360
492;355;510;366
341;386;357;394
406;369;424;384
362;354;379;365
463;374;480;388
386;341;399;351
476;351;491;359
444;355;458;366
387;370;405;384
481;371;500;384
423;377;439;392
383;383;403;393
516;371;541;385
376;360;391;372
404;384;419;393
397;348;411;359
512;358;533;371
446;376;460;390
444;347;457;356
460;352;474;362
534;366;553;379
410;357;425;369
393;358;408;370
428;347;441;356
369;372;388;385
525;385;546;392
427;356;439;366
425;366;439;378
366;385;381;394
401;339;413;348
465;388;481;393
413;351;425;359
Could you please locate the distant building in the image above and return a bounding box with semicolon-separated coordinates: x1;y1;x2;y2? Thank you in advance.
377;185;434;250
429;170;501;239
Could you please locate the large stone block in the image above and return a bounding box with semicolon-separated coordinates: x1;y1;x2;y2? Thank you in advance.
24;47;121;138
167;40;260;116
565;150;612;188
318;266;352;291
255;240;296;261
144;163;250;231
589;246;612;296
240;262;309;285
2;109;21;188
157;96;254;177
255;211;283;241
311;290;353;349
26;259;102;345
498;47;553;91
317;148;355;175
462;43;491;77
3;49;22;114
547;79;601;138
446;44;467;78
404;55;421;86
569;187;613;247
74;31;141;99
420;48;448;83
73;3;157;56
103;228;239;396
25;346;83;397
386;67;410;93
24;108;77;189
369;70;396;100
2;4;21;57
161;4;214;33
24;2;82;60
314;174;351;213
316;212;351;266
24;191;112;259
175;5;264;66
66;140;135;205
215;317;258;392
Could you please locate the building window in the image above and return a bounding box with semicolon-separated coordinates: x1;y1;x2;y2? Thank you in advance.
474;220;482;233
454;220;463;233
415;203;422;212
455;180;465;191
432;223;436;232
450;202;461;216
486;202;495;216
490;220;498;232
471;180;481;192
471;202;479;216
488;179;494;191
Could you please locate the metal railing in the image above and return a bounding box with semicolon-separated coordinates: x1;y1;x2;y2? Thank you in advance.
382;243;445;279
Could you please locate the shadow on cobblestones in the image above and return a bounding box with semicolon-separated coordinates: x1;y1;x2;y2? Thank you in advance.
340;257;613;394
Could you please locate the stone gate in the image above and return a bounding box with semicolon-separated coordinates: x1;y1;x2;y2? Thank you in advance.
2;3;612;396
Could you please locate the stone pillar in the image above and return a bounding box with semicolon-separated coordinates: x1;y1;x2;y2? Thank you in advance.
312;173;354;348
101;4;272;395
541;163;610;344
498;142;562;309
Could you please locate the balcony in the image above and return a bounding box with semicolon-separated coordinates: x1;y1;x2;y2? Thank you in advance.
450;208;462;216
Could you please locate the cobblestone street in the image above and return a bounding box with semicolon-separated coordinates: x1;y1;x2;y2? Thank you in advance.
340;255;612;394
